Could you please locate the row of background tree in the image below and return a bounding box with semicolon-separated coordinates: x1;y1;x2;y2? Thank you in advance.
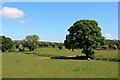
0;35;64;52
14;40;64;49
65;39;120;50
0;35;120;52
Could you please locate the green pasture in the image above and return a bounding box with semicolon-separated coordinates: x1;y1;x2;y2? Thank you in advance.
2;47;119;78
0;53;2;78
25;47;118;58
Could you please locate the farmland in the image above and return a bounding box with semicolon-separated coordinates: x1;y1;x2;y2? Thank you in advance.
2;47;119;78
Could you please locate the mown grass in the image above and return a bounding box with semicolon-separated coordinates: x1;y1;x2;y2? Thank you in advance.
2;47;119;78
30;47;118;59
33;47;83;57
0;52;2;78
94;50;118;59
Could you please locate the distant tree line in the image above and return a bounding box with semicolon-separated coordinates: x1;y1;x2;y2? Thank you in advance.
0;35;64;52
0;35;119;52
38;42;63;48
64;39;120;50
103;39;120;49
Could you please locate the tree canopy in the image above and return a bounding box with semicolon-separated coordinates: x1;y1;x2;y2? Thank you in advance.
25;34;39;51
64;20;104;58
0;36;14;52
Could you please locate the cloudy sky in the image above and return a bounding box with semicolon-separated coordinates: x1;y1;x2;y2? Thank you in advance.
0;2;118;42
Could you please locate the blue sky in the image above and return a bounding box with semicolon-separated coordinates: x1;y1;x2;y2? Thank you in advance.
1;2;118;42
3;0;120;2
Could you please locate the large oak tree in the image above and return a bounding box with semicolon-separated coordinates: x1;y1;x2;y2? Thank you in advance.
64;20;104;58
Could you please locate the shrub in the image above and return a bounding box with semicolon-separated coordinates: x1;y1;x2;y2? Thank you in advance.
52;44;55;48
8;45;16;52
118;59;120;62
102;45;108;49
113;45;117;49
58;46;62;49
102;58;107;61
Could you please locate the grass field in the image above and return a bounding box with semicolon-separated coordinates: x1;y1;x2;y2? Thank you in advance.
2;47;119;78
0;53;2;78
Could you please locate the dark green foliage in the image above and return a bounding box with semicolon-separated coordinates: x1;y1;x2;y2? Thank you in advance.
58;45;62;49
28;42;36;51
44;44;49;47
21;40;28;47
38;41;63;48
39;44;44;47
39;42;49;47
8;45;16;52
64;20;104;58
113;45;117;49
52;44;55;48
104;39;119;49
14;41;20;48
53;42;64;47
108;44;113;49
102;45;108;49
0;36;14;52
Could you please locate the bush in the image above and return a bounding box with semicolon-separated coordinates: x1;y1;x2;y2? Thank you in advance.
8;45;16;52
118;59;120;62
44;44;49;47
102;58;108;61
39;44;44;47
113;45;117;49
52;44;55;48
58;46;62;49
102;45;108;49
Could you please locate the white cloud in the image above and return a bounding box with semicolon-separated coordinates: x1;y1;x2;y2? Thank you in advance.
105;34;112;39
0;6;24;19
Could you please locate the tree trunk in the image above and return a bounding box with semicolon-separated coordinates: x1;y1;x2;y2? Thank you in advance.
85;46;89;58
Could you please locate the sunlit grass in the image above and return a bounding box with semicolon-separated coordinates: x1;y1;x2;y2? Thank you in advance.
0;52;2;78
2;47;119;78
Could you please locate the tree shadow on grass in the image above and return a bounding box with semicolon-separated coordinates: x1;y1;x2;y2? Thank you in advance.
50;55;89;60
50;55;120;62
